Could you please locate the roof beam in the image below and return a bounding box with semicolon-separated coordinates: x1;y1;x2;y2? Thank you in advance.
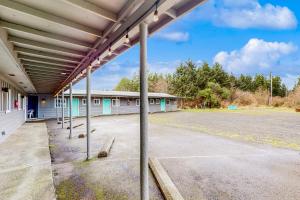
62;0;117;22
0;20;93;48
56;0;144;94
165;8;177;19
25;66;71;74
19;54;77;67
0;0;102;37
27;69;68;75
15;47;81;63
28;73;66;79
30;79;63;83
30;77;63;81
28;76;66;81
9;36;86;57
29;76;64;80
25;67;73;74
23;61;75;71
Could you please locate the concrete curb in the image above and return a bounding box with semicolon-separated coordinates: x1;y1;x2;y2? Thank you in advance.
98;137;115;158
149;157;185;200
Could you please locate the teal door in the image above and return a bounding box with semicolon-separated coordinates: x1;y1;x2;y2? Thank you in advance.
72;98;79;117
103;98;111;115
160;98;166;112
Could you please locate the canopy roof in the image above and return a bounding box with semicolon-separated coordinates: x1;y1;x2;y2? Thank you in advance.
0;0;206;94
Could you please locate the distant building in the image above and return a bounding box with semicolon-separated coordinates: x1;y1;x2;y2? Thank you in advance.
37;90;178;119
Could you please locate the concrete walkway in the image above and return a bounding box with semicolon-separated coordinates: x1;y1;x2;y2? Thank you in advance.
0;122;56;200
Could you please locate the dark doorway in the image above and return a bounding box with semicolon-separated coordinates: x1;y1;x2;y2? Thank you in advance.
28;96;38;118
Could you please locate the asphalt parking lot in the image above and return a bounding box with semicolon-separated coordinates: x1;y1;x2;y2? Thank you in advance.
47;108;300;200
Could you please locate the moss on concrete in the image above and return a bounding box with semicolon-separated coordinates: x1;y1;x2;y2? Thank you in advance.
56;177;129;200
74;157;98;168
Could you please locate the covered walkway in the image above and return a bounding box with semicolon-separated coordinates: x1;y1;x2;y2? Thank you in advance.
0;122;55;200
0;1;206;199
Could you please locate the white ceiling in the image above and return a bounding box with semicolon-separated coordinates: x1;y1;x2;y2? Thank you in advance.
0;0;207;94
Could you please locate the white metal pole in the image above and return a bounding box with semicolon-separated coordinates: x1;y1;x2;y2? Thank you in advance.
140;21;149;200
69;82;73;139
86;66;91;160
62;89;65;128
56;95;58;123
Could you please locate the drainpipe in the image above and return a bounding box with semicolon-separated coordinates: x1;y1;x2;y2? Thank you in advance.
140;21;149;200
69;82;73;139
62;89;64;128
86;65;91;160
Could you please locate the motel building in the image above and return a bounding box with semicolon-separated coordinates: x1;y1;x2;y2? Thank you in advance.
0;1;205;200
38;90;178;119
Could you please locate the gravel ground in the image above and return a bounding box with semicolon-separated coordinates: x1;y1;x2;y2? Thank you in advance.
48;108;300;200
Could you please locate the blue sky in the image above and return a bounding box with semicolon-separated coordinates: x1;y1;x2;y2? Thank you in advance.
75;0;300;90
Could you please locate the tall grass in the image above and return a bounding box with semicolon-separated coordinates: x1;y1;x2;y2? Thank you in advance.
179;86;300;108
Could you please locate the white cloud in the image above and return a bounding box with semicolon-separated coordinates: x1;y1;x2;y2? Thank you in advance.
213;38;297;74
155;31;189;42
197;0;297;29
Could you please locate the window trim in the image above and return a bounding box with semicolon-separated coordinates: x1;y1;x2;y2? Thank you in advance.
82;98;86;105
155;99;160;104
94;98;101;105
112;98;120;107
150;99;154;104
54;98;67;108
166;99;170;105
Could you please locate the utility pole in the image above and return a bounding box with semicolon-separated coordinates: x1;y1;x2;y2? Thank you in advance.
270;72;272;106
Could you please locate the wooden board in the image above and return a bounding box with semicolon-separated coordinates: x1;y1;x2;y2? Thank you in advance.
98;137;115;158
149;157;185;200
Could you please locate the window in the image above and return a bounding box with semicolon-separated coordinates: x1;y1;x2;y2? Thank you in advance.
127;99;131;105
150;99;154;104
94;99;101;105
156;99;160;104
54;98;67;108
112;99;120;107
2;89;8;112
82;99;86;105
136;99;140;106
8;89;11;112
166;99;170;105
0;89;2;112
22;96;26;110
18;93;21;110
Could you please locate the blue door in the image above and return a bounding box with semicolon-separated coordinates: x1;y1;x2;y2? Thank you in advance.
160;98;166;112
72;98;80;117
103;98;111;115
